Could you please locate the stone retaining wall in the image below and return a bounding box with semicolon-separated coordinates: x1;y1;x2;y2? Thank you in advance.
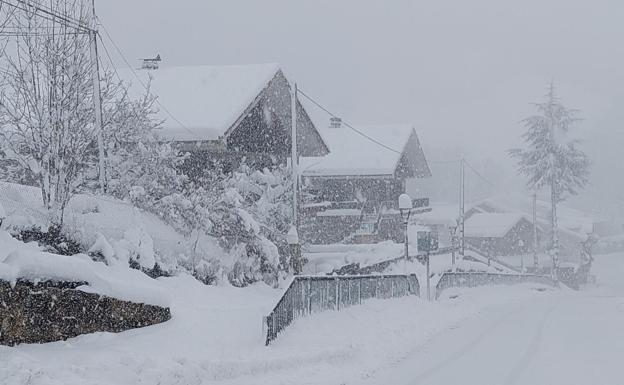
0;280;171;346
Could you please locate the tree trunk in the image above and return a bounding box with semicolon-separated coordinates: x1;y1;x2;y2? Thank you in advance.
551;175;559;273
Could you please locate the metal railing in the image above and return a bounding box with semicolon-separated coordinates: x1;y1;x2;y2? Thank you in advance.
343;246;458;275
264;274;419;345
464;244;522;273
435;272;555;299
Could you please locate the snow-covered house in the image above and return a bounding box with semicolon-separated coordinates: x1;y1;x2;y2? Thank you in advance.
464;213;536;256
122;63;328;175
466;198;589;258
414;202;460;247
299;123;431;243
300;124;430;203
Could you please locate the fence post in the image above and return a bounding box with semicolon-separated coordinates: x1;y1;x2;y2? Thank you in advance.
358;279;362;305
299;278;304;317
307;278;312;314
336;278;340;311
347;278;352;306
325;279;330;310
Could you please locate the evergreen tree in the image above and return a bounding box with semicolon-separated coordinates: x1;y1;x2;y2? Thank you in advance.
509;83;590;269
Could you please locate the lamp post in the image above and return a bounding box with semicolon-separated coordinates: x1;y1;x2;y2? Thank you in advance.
519;239;525;273
398;193;413;260
449;225;458;271
287;225;302;275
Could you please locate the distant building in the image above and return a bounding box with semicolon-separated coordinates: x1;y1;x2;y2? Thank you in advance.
414;203;460;247
140;54;162;70
464;213;536;256
299;124;431;244
121;63;328;177
467;198;589;261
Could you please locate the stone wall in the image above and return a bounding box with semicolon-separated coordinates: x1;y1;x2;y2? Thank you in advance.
0;280;171;346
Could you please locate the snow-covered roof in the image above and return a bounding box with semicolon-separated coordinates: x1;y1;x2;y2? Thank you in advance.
464;213;529;238
120;63;281;141
416;203;459;226
316;208;362;217
300;124;427;177
470;196;594;236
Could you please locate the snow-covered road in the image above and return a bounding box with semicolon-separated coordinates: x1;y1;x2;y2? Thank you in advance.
359;254;624;385
1;253;622;385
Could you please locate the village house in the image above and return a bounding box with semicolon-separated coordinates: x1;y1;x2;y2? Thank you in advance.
467;198;594;264
414;202;460;247
463;213;536;257
299;122;431;244
122;61;329;178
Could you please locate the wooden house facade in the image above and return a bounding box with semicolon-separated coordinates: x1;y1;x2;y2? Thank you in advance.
299;124;431;244
464;213;536;256
122;63;328;178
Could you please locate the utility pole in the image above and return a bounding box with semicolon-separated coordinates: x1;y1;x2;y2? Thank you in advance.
288;81;301;274
459;158;465;256
291;82;298;225
450;225;457;271
89;0;106;193
533;192;539;270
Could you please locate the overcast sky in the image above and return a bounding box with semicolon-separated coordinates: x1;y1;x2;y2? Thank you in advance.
97;0;624;214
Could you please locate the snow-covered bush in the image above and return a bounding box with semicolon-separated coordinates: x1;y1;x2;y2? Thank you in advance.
207;182;282;287
109;159;291;287
224;165;293;271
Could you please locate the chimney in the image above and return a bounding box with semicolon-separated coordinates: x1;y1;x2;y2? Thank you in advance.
329;117;342;129
141;54;162;70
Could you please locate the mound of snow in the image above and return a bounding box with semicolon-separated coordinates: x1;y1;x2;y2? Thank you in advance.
0;181;223;271
0;231;169;307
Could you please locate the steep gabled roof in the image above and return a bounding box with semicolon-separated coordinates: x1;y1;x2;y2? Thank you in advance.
120;63;280;141
300;124;431;178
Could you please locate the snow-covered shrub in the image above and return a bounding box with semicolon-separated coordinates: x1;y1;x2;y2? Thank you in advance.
224;165;293;271
15;225;83;256
148;165;292;287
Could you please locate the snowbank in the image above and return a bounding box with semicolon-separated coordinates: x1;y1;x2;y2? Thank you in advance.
0;231;170;307
0;181;213;270
0;274;560;385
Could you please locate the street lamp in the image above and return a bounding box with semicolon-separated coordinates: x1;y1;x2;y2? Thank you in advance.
287;225;302;275
398;193;412;260
449;225;458;271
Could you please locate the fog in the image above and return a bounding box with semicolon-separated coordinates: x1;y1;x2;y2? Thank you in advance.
98;0;624;216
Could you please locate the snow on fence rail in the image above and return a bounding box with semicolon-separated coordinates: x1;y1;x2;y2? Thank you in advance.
435;272;555;299
264;274;419;345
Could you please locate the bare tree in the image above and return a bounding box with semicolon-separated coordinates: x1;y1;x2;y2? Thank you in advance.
0;0;100;224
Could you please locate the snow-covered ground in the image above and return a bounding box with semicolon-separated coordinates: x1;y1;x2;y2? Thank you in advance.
1;215;621;385
0;277;552;385
0;230;169;307
5;251;620;384
0;181;227;271
356;252;624;385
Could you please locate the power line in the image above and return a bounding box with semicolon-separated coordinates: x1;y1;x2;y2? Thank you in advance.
96;33;151;127
14;0;90;32
0;30;89;36
297;88;402;155
97;32;122;85
0;0;90;32
0;0;61;26
96;17;201;140
464;160;498;188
